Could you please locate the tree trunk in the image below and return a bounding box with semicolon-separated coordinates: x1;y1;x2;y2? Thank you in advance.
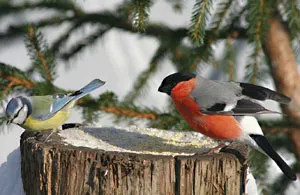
264;17;300;164
265;17;300;122
20;126;247;195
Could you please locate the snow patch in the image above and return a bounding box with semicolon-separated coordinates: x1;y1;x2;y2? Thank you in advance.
0;148;24;195
59;126;218;156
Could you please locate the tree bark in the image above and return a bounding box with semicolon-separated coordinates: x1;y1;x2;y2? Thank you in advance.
20;127;247;195
264;17;300;165
265;17;300;122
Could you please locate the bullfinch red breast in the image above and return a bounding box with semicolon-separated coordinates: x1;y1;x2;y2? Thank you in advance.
158;72;297;181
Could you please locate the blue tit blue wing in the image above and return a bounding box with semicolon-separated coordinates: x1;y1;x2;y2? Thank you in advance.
69;79;105;101
29;95;59;119
30;95;73;121
31;79;105;121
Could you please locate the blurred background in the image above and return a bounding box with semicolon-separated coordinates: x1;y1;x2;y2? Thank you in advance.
0;0;300;194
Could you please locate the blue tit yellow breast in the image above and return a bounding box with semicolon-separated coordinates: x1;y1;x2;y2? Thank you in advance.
22;102;75;131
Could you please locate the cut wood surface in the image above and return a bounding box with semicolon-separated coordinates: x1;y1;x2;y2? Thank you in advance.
20;126;248;195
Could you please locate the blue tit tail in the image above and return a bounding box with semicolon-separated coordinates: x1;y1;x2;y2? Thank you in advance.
70;79;105;101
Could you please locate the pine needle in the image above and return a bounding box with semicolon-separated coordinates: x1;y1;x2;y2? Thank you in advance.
25;26;56;82
189;0;213;45
132;0;152;32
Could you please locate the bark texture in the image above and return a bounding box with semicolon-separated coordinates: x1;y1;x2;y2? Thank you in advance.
20;129;247;195
265;17;300;166
265;18;300;122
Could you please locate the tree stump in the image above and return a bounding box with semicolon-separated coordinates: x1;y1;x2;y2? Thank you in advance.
20;126;248;195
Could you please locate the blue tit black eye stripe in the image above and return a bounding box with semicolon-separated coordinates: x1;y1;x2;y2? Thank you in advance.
14;104;24;119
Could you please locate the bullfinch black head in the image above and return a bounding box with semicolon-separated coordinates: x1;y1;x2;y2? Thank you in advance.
158;72;196;95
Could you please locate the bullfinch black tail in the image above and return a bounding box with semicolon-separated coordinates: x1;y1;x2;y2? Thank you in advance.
250;134;297;180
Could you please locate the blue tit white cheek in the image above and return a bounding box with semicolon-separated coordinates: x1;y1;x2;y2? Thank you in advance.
12;105;28;125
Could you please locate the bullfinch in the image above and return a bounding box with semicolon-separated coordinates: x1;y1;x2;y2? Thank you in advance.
158;72;297;181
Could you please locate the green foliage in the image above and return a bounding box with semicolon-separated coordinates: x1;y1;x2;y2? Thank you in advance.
281;0;300;38
246;0;272;83
1;1;300;194
0;63;33;98
189;0;213;45
248;149;270;193
25;26;56;82
60;26;111;61
131;0;152;32
124;42;170;103
210;0;234;38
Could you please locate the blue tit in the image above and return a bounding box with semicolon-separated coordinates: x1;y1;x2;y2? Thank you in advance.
5;79;105;131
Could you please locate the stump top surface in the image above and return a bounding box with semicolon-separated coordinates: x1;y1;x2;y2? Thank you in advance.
59;126;217;156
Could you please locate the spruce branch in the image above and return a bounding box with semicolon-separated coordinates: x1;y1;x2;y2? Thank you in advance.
77;92;159;121
0;8;248;48
0;62;35;97
282;0;300;37
1;75;34;90
248;150;270;191
269;163;297;195
224;34;235;81
50;22;85;54
116;0;135;20
189;42;213;71
210;0;234;39
0;1;79;17
124;43;170;103
132;0;152;32
77;91;189;130
99;106;157;120
246;0;271;83
281;0;300;62
25;26;56;82
245;46;260;84
170;44;201;72
59;26;111;61
189;0;213;45
0;16;69;41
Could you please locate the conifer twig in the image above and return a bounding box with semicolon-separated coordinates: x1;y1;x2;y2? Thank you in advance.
1;75;35;89
210;0;234;41
226;34;234;81
252;0;264;84
60;26;110;60
132;0;151;32
189;56;200;71
1;81;15;96
99;106;157;120
189;0;213;45
124;43;170;103
28;27;52;81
